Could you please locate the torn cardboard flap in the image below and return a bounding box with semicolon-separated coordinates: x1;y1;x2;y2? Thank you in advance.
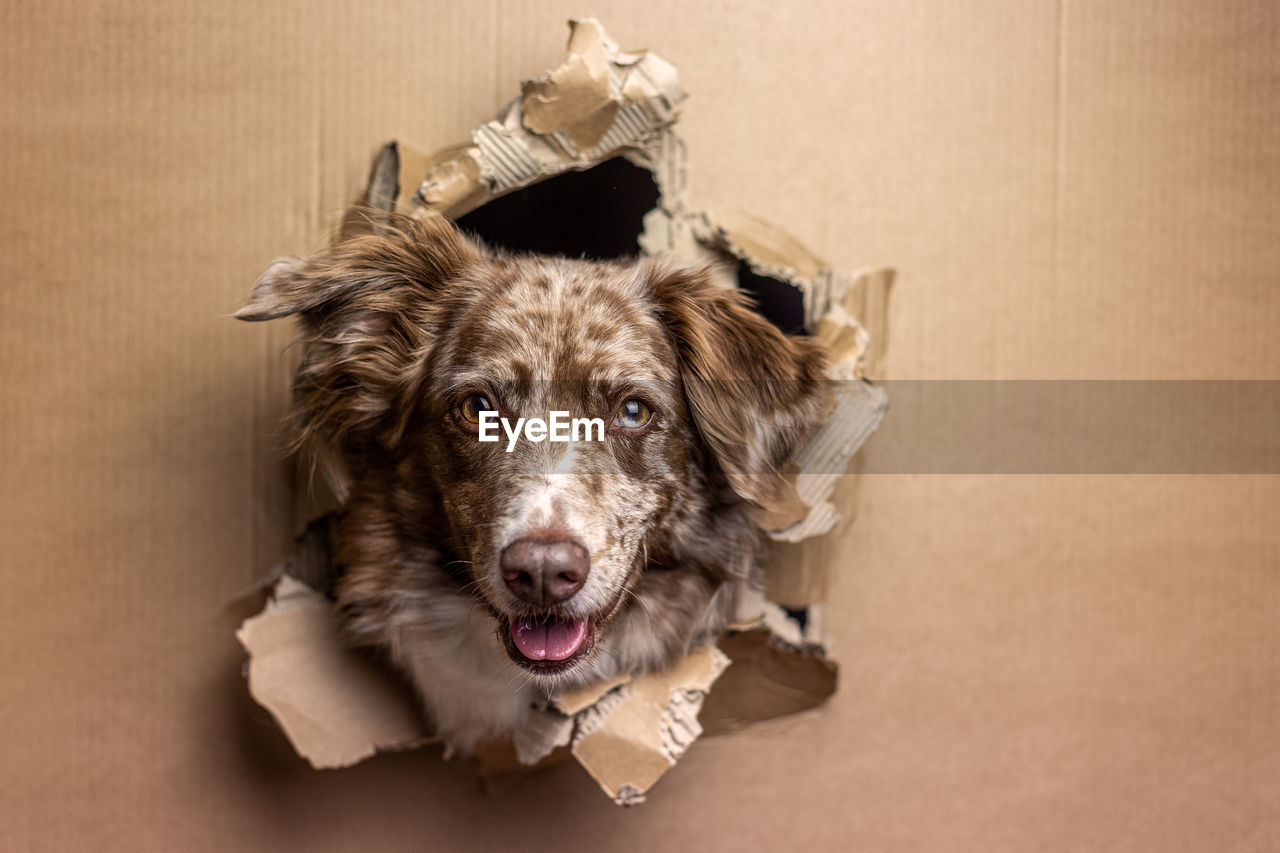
235;576;433;768
242;17;891;804
474;647;732;805
408;146;487;221
562;645;730;805
767;379;890;544
401;17;686;218
521;19;618;148
755;267;893;543
518;18;684;156
696;208;827;281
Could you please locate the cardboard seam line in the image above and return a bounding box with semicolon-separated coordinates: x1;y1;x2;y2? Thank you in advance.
1053;0;1069;308
240;18;892;805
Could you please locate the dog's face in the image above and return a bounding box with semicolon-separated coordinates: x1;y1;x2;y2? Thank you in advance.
239;214;828;684
416;254;701;674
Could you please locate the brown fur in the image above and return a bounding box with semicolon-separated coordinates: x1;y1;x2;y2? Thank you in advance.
240;213;830;751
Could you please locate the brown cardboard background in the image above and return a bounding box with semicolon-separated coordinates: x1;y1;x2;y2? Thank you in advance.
1;2;1277;850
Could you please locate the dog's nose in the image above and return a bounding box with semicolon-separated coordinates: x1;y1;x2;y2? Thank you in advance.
500;538;589;606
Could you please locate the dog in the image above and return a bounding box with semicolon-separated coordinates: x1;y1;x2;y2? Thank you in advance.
238;213;830;754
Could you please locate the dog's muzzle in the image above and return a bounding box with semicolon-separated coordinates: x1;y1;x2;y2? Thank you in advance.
500;535;591;663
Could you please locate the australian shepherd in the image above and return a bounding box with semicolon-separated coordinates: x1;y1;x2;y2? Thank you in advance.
238;213;829;753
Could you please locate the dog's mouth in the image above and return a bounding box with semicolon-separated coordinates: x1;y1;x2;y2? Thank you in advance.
497;580;631;675
501;614;596;674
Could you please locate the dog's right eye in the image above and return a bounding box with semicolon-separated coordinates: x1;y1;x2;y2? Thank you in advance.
458;393;496;425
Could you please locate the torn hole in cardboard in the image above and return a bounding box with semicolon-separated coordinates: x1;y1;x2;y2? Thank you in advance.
240;16;893;805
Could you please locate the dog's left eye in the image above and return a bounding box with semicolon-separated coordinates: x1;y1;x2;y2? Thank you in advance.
458;393;495;424
614;399;653;430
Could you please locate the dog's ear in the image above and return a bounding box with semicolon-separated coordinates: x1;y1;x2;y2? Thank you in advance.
649;262;830;508
238;213;482;452
237;212;477;322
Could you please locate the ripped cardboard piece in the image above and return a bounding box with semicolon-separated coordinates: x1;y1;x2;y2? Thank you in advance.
242;17;892;803
562;645;730;805
473;644;729;805
359;18;686;223
236;575;433;768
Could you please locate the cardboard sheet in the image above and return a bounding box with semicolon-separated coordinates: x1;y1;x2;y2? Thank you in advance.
7;1;1280;848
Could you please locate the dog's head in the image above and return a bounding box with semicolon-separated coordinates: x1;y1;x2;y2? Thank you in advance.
240;214;829;680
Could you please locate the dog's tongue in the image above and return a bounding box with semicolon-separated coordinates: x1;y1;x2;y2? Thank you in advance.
511;616;588;661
